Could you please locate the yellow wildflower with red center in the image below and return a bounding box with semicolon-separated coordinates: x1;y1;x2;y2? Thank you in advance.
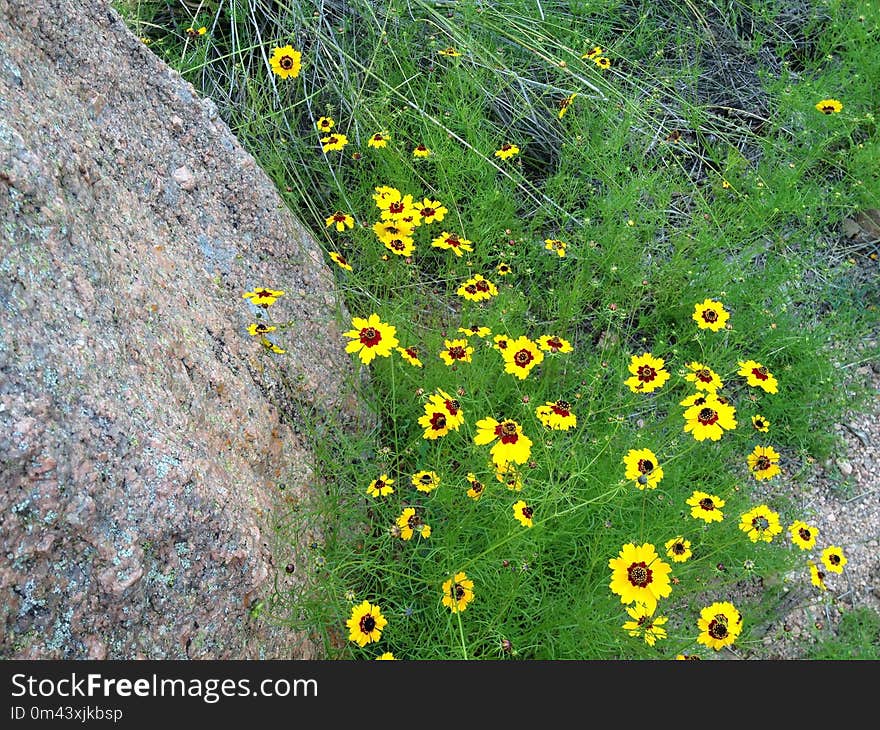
368;131;390;148
692;298;729;331
622;605;668;646
558;93;576;119
493;334;512;352
372;185;400;206
536;334;573;354
378;192;418;222
582;46;603;60
439;338;474;366
495;462;523;491
418;401;453;440
328;251;353;271
686;490;725;523
411;470;440;493
608;542;673;615
513;499;534;528
496;262;512;276
432;231;473;257
458;324;491;339
416;198;447;224
815;99;842;114
346;600;387;647
696;601;742;651
260;338;285;354
383;236;415;257
789;520;818;551
396;507;431;539
821;545;847;573
625;352;671;393
366;474;394;498
438;47;462;57
466;473;485;500
343;313;398;364
535;400;577;430
247;322;276;337
372;219;415;243
738;359;779;394
457;274;498;302
243;287;285;307
375;652;396;660
623;448;664;489
809;561;828;591
474;417;532;468
746;445;781;480
683;393;737;441
664;536;692;563
738;504;783;543
545;238;567;257
683;361;723;392
325;211;354;232
316;116;334;132
441;572;474;613
269;45;302;79
320;133;348;152
396;346;423;367
752;414;770;432
502;336;544;380
495;143;520;160
593;56;611;69
679;392;709;408
413;144;431;157
429;389;465;429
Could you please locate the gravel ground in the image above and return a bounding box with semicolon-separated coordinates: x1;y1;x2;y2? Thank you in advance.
738;364;880;659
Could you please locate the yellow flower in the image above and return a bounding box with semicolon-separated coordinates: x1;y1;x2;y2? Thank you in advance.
821;545;847;574
411;470;440;493
316;116;335;132
558;93;576;119
495;143;520;160
325;211;355;232
466;473;485;500
396;346;423;367
686;490;725;523
243;287;285;307
428;389;465;429
260;337;285;354
696;601;742;651
608;542;673;615
372;219;415;243
346;600;387;647
396;507;431;540
438;47;462;57
815;99;842;114
456;274;498;302
439;338;474;366
432;231;473;257
416;198;448;224
536;334;573;354
683;393;737;441
377;192;417;221
247;322;277;337
512;499;534;528
375;652;397;660
320;133;348;152
664;536;692;563
496;262;512;276
343;313;399;365
493;334;512;353
789;520;818;551
458;324;492;339
383;236;416;257
495;462;523;491
692;298;729;331
683;361;724;392
624;352;671;393
442;572;474;613
366;474;394;498
372;185;399;205
582;46;603;60
809;560;828;591
623;448;663;489
535;400;577;430
738;360;778;394
622;605;668;646
418;400;453;440
738;504;783;543
752;414;770;433
329;251;353;271
594;56;611;69
413;144;431;157
502;335;544;380
474;417;532;468
746;445;781;480
269;45;302;79
544;238;567;257
368;131;390;148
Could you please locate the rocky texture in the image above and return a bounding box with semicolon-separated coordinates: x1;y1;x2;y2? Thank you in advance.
0;0;364;658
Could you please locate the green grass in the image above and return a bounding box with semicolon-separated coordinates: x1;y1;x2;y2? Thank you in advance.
117;0;879;659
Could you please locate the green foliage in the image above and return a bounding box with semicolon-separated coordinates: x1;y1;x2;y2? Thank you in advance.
117;0;879;659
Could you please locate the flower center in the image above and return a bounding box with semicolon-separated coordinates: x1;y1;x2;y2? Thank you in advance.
701;309;718;323
253;324;271;334
465;285;477;295
448;346;467;359
408;513;421;528
373;134;384;142
637;365;657;382
279;55;294;70
697;407;719;425
521;506;533;519
446;399;460;415
798;527;811;541
476;280;490;292
388;202;405;214
359;614;376;634
752;366;768;380
627;561;652;588
755;418;765;428
496;420;520;444
405;347;419;359
753;516;770;531
327;136;338;145
699;497;715;511
514;349;534;367
430;412;447;430
821;105;835;114
374;479;385;490
360;327;381;347
637;459;654;474
419;474;433;485
696;369;713;382
422;207;435;217
497;339;508;349
552;401;571;416
446;236;461;247
390;239;406;251
454;583;465;600
829;554;840;565
471;481;483;494
754;455;771;471
672;542;685;554
708;616;729;640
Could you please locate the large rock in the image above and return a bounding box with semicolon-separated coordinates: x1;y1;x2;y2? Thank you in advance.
0;0;362;658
